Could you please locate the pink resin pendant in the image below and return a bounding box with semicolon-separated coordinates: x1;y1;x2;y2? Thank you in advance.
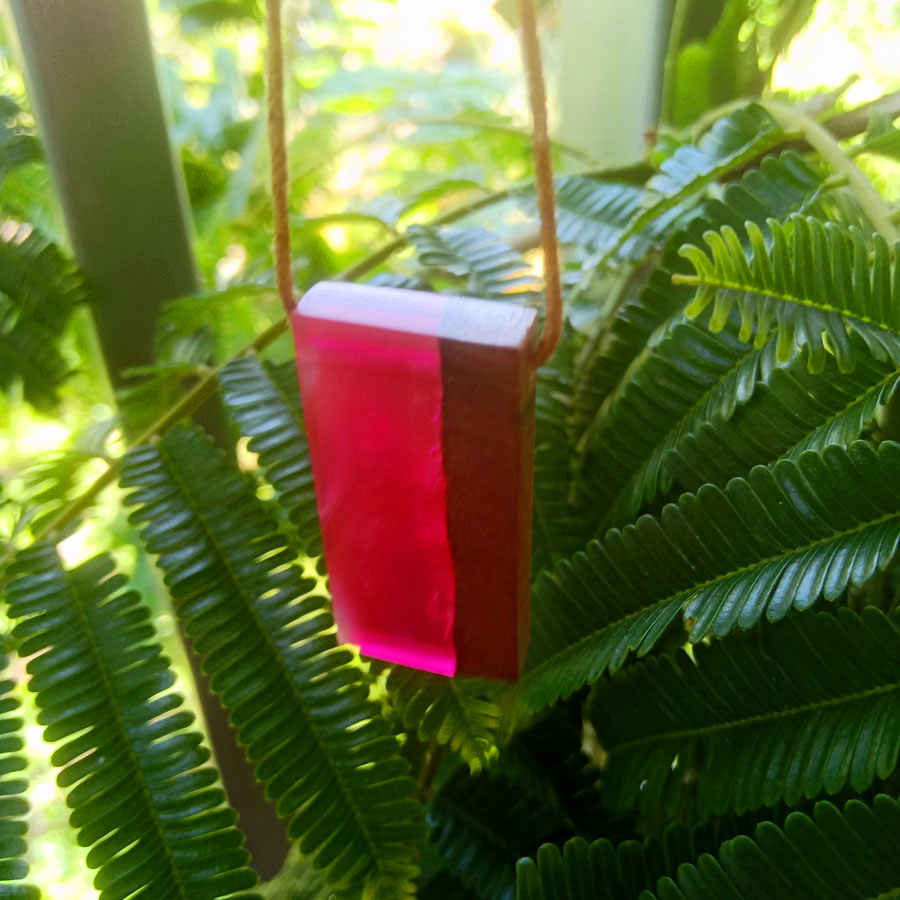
292;282;538;680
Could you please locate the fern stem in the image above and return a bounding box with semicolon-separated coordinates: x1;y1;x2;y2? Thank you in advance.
762;100;900;244
416;740;443;803
659;0;691;126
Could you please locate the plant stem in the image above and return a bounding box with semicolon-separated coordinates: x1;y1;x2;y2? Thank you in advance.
762;100;900;244
416;740;443;803
659;0;691;126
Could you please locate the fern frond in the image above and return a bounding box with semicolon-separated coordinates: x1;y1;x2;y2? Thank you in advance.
532;322;588;575
603;333;899;527
507;441;900;725
592;606;900;819
19;428;113;535
552;176;668;261
366;272;432;292
0;650;39;899
386;668;499;773
4;544;259;900
120;426;424;898
515;825;719;900
603;104;783;263
0;227;85;407
429;768;565;900
579;307;762;528
651;795;900;900
407;225;537;299
662;342;899;491
570;151;824;454
518;795;900;900
784;364;900;459
219;356;321;555
677;215;900;371
570;266;686;445
700;151;824;235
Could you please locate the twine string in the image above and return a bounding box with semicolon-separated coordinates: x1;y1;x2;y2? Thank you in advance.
516;0;562;367
264;0;562;363
265;0;294;315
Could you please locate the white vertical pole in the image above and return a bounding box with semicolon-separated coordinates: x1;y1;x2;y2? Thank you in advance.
557;0;667;163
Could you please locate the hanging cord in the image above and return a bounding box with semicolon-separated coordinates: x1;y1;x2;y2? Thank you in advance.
265;0;295;315
265;0;561;361
517;0;562;367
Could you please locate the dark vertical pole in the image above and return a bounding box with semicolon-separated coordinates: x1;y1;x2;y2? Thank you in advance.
7;0;197;380
8;0;289;879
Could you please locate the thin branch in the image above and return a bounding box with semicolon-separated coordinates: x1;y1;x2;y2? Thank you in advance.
762;99;900;243
822;89;900;139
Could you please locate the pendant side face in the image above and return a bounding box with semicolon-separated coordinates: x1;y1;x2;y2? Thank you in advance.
292;281;537;681
438;299;538;681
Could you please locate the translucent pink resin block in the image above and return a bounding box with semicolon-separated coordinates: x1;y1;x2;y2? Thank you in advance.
292;282;537;680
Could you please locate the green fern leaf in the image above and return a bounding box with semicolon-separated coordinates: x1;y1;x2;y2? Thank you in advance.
4;544;260;900
407;225;537;299
386;669;499;773
662;342;899;489
366;272;432;292
603;333;899;528
570;266;687;446
429;768;565;900
570;151;824;467
784;366;900;459
600;104;783;265
677;215;900;371
120;426;424;898
650;795;900;900
532;322;588;575
579;307;759;529
0;227;85;408
701;151;824;230
219;356;321;555
518;795;900;900
17;419;116;535
0;649;39;899
575;154;831;528
507;441;900;725
515;824;723;900
552;176;674;261
592;606;900;819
